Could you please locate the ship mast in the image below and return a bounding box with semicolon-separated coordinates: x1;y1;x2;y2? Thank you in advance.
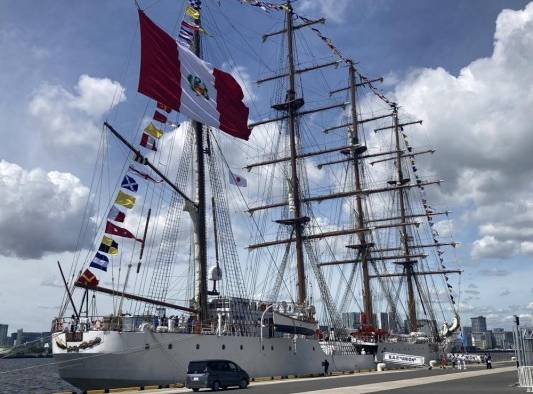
285;1;307;305
192;11;209;322
392;105;417;332
347;61;374;326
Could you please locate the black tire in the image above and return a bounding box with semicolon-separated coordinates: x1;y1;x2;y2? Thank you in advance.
239;378;248;389
212;380;221;391
192;389;199;392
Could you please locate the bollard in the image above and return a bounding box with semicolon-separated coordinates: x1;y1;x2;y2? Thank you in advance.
377;363;386;371
429;360;437;369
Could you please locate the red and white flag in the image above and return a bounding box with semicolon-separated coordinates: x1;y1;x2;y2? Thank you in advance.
107;205;126;223
229;171;247;187
138;11;251;141
105;221;143;242
140;132;158;151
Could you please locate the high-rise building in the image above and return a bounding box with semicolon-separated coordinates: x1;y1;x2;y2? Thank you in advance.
492;328;505;349
15;329;22;347
471;316;487;333
462;326;473;347
341;312;360;329
504;331;515;349
0;324;8;347
472;330;493;350
380;312;390;332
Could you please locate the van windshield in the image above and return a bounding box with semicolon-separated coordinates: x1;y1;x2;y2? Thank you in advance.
188;361;207;373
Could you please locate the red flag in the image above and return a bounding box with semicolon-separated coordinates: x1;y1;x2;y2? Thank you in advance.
76;269;99;287
138;11;251;140
105;221;143;242
153;110;168;123
157;102;172;113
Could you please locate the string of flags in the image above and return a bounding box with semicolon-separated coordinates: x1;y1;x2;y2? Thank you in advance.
79;99;172;284
237;0;288;12
179;0;204;47
400;128;457;307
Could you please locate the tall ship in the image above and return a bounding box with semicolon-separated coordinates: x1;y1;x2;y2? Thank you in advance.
51;0;461;390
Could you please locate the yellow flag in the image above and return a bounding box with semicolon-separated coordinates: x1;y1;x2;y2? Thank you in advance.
144;122;164;139
100;236;118;255
115;190;136;209
185;6;200;19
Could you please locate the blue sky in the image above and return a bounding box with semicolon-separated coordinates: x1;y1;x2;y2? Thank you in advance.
1;0;532;333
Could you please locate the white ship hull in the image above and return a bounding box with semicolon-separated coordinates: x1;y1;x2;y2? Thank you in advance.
53;330;375;390
376;341;440;364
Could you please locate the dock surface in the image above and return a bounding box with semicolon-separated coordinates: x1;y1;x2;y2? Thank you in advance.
64;362;519;394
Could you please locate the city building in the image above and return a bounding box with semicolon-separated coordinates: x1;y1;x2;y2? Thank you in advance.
504;331;515;349
379;312;389;332
10;330;51;348
493;328;505;349
0;324;8;347
462;326;473;347
341;312;359;329
471;316;487;333
472;330;493;350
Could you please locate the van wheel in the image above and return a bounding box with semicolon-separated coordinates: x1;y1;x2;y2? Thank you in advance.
239;378;248;389
212;380;221;391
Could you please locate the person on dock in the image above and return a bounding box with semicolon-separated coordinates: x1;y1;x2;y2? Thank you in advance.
322;359;330;376
486;354;492;369
440;354;447;369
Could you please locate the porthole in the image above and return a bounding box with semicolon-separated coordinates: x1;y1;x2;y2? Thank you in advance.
145;344;150;350
222;344;226;350
168;344;173;350
312;346;315;351
271;345;274;351
262;345;265;351
240;345;243;350
196;344;200;350
289;346;292;351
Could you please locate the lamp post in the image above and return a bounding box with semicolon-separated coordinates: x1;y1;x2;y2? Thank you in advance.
260;304;275;349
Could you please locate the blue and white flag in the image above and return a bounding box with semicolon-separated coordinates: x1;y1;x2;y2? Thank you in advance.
90;252;109;272
121;175;138;192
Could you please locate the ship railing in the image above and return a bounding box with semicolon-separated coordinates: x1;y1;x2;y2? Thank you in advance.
52;316;265;337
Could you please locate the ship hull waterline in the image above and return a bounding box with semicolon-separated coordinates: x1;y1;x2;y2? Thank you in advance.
53;330;375;391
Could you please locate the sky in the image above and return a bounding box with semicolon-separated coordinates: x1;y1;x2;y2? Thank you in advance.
1;0;533;334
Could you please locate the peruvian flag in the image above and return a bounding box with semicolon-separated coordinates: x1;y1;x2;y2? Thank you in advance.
105;221;143;242
138;11;251;141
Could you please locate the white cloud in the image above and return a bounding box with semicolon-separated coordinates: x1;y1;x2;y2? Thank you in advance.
434;219;454;238
28;74;125;153
297;0;351;23
393;3;533;260
471;235;517;260
0;160;93;259
478;268;510;277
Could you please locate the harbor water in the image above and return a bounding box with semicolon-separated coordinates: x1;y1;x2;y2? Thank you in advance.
0;358;76;394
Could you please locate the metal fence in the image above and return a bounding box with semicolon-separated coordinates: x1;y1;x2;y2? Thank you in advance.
514;325;533;391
